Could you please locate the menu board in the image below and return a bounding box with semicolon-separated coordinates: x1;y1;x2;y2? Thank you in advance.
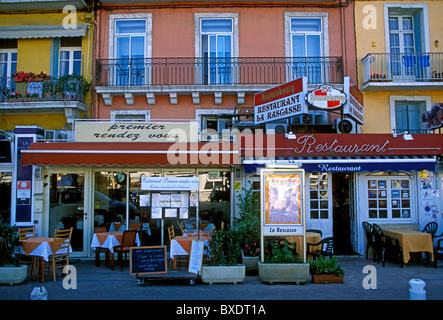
188;240;204;275
130;246;167;275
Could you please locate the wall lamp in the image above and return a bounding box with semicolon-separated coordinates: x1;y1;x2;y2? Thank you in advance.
393;131;414;141
285;132;296;139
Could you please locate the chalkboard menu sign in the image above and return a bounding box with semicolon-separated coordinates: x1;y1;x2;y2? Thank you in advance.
130;246;167;275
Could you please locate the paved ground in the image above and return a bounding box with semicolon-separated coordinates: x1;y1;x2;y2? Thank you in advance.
0;255;441;314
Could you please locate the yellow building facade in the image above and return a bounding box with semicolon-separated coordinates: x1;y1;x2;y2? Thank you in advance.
355;0;443;134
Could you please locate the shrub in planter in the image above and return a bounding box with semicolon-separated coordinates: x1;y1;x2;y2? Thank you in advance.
0;223;27;285
309;256;345;283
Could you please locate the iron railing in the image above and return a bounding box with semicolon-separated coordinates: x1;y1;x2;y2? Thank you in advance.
0;76;89;103
362;52;443;83
95;57;344;87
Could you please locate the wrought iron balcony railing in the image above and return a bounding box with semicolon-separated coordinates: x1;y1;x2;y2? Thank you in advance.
0;75;89;103
362;52;443;83
95;57;343;87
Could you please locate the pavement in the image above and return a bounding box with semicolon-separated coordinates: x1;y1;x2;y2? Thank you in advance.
0;255;442;314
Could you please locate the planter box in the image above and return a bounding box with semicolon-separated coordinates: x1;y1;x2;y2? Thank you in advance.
201;264;245;285
311;274;344;284
0;265;28;286
258;262;310;284
241;251;259;272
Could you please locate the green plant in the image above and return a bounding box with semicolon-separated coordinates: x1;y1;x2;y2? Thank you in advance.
264;239;302;264
0;223;22;267
207;228;242;266
309;256;344;277
234;184;260;256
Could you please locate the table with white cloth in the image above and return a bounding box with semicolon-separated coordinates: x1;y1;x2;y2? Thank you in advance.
170;234;211;270
91;231;140;270
20;237;72;283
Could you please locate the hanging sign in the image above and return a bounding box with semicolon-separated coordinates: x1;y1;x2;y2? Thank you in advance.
254;77;308;124
141;177;199;191
306;84;347;110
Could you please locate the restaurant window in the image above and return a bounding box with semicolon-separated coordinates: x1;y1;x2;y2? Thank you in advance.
365;174;413;220
309;172;329;220
0;172;12;224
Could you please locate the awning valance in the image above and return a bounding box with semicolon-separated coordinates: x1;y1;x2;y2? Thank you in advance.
21;142;239;167
0;24;88;39
243;156;436;174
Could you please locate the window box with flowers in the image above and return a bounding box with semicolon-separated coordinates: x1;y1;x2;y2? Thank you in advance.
431;70;443;82
370;73;389;82
6;92;22;102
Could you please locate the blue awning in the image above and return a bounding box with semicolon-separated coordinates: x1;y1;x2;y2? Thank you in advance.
243;155;437;174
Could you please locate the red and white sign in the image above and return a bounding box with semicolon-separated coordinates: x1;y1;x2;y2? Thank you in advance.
254;77;308;124
306;85;347;110
343;77;364;125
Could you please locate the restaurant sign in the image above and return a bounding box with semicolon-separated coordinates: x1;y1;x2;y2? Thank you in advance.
305;84;347;110
75;122;198;143
254;77;308;124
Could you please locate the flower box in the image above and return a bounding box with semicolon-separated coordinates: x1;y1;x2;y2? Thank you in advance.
241;251;259;272
258;262;310;284
0;265;28;286
311;273;344;284
201;264;245;285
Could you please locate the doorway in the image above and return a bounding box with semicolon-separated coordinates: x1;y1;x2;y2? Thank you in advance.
332;173;355;255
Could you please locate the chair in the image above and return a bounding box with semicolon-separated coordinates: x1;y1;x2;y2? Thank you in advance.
307;237;334;260
18;227;35;241
434;238;443;268
306;229;322;237
18;227;38;279
47;228;73;282
422;222;439;240
113;230;137;272
362;222;377;261
381;234;403;268
178;221;186;235
371;223;384;263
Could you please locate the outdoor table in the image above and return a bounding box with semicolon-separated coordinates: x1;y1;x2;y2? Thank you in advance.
381;228;434;265
91;231;140;270
284;232;322;261
170;234;211;270
20;237;72;283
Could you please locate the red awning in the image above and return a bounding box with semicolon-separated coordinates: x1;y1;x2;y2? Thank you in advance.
21;142;239;167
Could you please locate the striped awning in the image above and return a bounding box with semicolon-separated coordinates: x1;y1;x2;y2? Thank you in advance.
243;155;437;173
0;24;89;39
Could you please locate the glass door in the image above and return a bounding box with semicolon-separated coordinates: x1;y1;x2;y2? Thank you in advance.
48;172;88;256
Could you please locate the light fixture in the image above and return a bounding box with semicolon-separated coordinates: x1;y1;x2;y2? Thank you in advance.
285;132;296;139
393;131;414;141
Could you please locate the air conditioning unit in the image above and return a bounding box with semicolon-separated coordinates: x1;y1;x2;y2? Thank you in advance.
335;118;360;134
44;130;68;142
265;122;289;134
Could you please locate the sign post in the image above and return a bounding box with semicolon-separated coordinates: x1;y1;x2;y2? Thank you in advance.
259;167;306;263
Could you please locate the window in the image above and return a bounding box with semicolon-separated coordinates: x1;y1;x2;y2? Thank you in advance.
0;40;17;89
59;37;82;76
389;96;430;133
309;173;329;220
285;13;328;83
201;115;231;141
201;19;233;85
366;176;412;220
389;15;415;78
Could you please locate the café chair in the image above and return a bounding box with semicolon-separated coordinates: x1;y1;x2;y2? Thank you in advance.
381;234;403;268
422;222;440;241
371;223;384;263
434;238;443;268
18;227;38;279
306;229;322;237
47;228;73;282
307;237;334;260
362;221;377;261
113;229;138;272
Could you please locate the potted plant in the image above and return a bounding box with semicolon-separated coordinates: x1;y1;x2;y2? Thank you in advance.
55;74;91;100
258;238;310;284
309;256;345;284
0;222;27;285
201;228;245;285
234;185;260;273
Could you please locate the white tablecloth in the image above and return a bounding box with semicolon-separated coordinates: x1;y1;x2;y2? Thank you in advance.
90;233;140;253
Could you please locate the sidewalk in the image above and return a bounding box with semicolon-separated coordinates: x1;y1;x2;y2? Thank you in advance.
0;255;442;301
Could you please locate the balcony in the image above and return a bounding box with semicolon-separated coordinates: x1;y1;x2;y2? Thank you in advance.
0;75;90;126
361;52;443;91
95;56;343;105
